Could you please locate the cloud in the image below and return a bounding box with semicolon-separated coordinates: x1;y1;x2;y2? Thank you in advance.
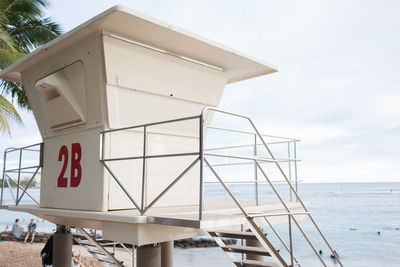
1;0;397;182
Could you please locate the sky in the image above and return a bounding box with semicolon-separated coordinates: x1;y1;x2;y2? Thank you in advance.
1;0;400;182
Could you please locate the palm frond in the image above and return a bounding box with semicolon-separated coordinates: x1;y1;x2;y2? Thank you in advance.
0;79;30;109
0;0;62;113
0;27;18;52
0;48;19;68
3;0;47;18
0;94;22;134
9;17;61;51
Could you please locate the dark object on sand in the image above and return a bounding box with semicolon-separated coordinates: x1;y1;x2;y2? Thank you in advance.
40;235;53;267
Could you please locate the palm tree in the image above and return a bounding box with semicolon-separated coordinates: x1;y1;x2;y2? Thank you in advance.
0;94;21;134
0;0;61;134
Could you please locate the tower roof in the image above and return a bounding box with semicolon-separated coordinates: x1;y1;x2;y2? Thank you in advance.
0;5;277;83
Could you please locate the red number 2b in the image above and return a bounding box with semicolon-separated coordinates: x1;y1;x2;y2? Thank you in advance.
57;143;82;188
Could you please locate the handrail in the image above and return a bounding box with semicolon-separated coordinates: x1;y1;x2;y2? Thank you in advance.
263;216;300;266
1;107;340;266
201;107;343;266
204;151;326;265
100;110;298;219
207;126;301;142
205;152;300;163
204;157;288;267
100;115;202;216
206;142;298;151
1;143;42;207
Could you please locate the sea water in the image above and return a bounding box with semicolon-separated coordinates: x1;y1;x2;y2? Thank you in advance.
1;182;399;266
201;182;400;266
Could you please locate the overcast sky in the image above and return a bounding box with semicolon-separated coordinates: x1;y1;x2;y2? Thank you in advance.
1;0;399;182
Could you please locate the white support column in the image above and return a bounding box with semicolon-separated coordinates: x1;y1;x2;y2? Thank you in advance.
137;243;161;267
161;240;174;267
53;225;72;267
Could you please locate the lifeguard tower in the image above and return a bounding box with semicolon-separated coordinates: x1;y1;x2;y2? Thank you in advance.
0;6;342;267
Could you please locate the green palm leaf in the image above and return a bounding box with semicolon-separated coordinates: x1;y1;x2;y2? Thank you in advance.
0;0;62;134
0;94;22;134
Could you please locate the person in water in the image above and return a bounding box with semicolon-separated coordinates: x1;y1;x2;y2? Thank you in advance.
330;250;339;259
24;219;37;244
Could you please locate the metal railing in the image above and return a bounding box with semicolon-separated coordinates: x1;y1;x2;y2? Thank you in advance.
99;115;298;217
99;115;203;217
0;107;341;266
204;125;300;204
99;107;342;266
201;107;342;266
1;143;42;207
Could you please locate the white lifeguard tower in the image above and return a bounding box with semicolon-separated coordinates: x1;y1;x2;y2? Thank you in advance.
0;6;342;267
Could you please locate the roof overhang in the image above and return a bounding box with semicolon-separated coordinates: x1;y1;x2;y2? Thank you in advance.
0;5;277;84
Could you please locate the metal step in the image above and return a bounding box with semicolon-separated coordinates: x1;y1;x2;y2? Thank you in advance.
97;257;113;264
98;241;118;246
73;237;94;247
209;230;258;240
89;249;114;256
79;240;96;247
233;259;279;267
97;257;122;264
73;233;87;239
221;245;271;256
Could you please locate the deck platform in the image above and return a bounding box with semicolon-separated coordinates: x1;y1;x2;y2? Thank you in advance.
7;200;305;245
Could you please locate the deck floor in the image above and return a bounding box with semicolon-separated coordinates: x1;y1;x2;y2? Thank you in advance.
7;199;305;229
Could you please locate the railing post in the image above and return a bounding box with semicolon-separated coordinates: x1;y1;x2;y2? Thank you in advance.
16;149;23;205
39;143;44;168
1;149;7;206
199;114;204;221
293;140;298;202
288;214;294;267
288;141;292;202
141;126;147;213
253;133;259;206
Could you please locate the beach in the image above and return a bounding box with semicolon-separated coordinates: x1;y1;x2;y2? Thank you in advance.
0;241;104;267
1;182;399;266
0;239;234;267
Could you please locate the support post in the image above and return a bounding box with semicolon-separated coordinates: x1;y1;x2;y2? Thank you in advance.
161;240;174;267
1;149;7;206
53;225;72;267
294;141;298;202
289;215;294;267
141;126;147;213
137;243;161;267
15;149;23;204
254;133;259;206
288;141;292;201
199;114;204;220
246;229;264;261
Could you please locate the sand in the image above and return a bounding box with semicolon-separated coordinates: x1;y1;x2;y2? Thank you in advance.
0;241;232;267
0;241;106;267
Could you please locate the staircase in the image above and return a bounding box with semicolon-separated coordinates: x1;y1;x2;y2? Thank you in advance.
201;107;343;267
209;230;281;267
73;228;128;266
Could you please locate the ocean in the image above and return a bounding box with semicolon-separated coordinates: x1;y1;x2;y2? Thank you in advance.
1;182;399;266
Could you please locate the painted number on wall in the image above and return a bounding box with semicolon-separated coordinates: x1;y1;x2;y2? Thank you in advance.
57;143;82;188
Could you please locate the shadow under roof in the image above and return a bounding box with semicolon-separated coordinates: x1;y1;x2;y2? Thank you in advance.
0;5;277;83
